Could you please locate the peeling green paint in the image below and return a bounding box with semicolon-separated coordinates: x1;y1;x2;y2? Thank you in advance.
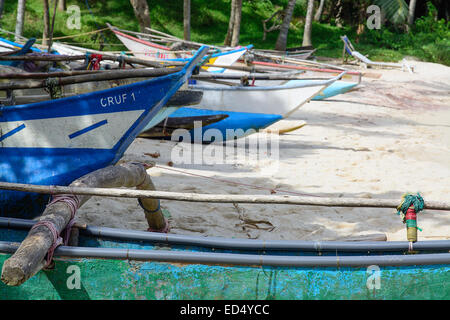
0;254;448;300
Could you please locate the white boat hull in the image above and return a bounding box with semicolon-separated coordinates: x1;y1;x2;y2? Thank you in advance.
189;76;342;118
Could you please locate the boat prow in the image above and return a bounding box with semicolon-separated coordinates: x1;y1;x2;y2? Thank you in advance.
0;46;209;218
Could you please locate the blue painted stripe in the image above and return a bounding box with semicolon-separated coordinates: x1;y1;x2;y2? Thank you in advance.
0;37;42;53
0;124;26;142
68;119;108;139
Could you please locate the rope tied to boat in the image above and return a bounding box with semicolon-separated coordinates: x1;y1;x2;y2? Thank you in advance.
30;221;62;268
117;55;126;69
43;77;62;99
396;193;424;244
138;198;170;233
85;53;103;70
30;194;80;268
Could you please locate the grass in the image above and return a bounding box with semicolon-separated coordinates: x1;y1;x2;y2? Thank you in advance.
1;0;448;65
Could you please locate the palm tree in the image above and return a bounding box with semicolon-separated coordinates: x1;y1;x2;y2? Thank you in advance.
224;0;243;46
224;0;236;45
42;0;50;47
15;0;27;40
314;0;326;22
0;0;5;21
58;0;65;11
407;0;417;32
302;0;315;47
275;0;296;51
129;0;151;33
184;0;191;40
231;0;242;46
373;0;408;25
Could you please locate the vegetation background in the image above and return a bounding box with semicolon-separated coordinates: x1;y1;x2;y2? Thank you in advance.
1;0;449;65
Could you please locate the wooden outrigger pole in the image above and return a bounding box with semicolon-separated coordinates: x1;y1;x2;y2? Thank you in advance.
0;181;449;211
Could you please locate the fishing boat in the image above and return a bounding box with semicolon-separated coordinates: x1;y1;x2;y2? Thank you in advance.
147;72;344;143
164;107;282;143
0;216;448;299
0;37;43;55
108;24;252;73
138;113;229;139
0;46;209;219
190;72;345;118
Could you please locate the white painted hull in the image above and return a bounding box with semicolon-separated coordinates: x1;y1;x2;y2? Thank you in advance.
112;31;180;60
189;76;341;118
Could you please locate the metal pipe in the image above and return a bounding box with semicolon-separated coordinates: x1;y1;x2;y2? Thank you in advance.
1;217;448;253
0;241;448;267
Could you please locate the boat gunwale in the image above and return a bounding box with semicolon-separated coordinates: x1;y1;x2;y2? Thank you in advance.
0;240;449;267
1;217;449;253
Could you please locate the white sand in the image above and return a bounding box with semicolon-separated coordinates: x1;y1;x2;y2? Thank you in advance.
77;61;450;241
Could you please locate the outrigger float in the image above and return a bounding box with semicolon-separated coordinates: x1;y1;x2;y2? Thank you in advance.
0;181;449;300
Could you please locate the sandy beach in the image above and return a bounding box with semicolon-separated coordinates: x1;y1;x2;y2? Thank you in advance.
77;60;450;242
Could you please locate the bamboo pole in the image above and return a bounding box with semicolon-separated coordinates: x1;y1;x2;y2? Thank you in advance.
0;163;165;286
0;181;449;211
251;50;347;71
192;71;314;81
0;67;183;91
143;26;227;51
0;69;120;79
250;60;362;76
202;63;276;73
0;54;185;68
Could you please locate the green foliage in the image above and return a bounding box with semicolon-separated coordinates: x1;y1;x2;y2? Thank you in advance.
373;0;408;25
0;0;448;65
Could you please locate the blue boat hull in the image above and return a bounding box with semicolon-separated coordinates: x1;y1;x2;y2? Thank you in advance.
0;47;208;218
167;107;282;143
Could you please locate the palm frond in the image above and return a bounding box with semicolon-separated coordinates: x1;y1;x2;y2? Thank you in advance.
373;0;408;25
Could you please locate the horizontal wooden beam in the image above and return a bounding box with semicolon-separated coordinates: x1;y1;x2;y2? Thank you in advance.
0;181;449;211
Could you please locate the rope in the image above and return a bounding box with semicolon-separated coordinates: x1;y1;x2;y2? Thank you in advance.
153;164;322;198
30;221;62;268
48;194;81;245
37;27;109;41
396;193;425;243
396;193;425;221
43;77;62;99
85;53;103;70
30;194;80;268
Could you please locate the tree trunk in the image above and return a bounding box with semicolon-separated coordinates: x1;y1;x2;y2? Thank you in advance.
0;0;5;20
15;0;27;41
230;0;242;46
335;0;343;28
302;0;314;47
407;0;417;32
58;0;65;11
314;0;325;21
130;0;151;33
183;0;191;41
42;0;50;47
275;0;296;51
224;0;236;46
355;0;367;43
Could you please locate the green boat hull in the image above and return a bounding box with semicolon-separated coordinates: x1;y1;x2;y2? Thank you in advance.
0;219;449;300
0;254;448;300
